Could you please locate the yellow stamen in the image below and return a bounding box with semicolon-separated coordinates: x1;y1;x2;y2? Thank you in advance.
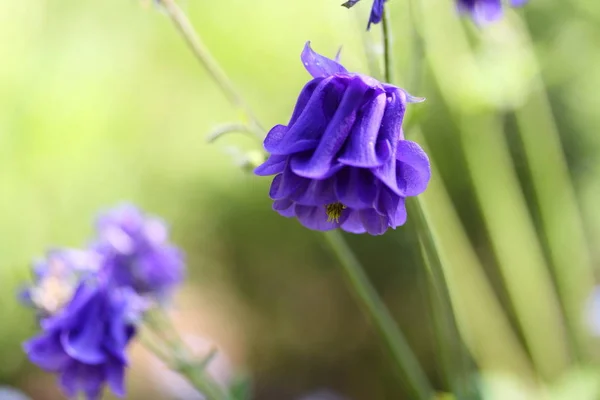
325;202;346;223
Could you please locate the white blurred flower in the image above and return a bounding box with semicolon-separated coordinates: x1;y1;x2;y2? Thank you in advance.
297;389;348;400
0;387;31;400
585;287;600;336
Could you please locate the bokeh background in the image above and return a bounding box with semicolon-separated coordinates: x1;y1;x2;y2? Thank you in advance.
1;0;600;399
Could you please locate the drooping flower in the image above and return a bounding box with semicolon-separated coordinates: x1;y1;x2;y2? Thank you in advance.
93;204;184;299
456;0;528;25
255;42;430;236
20;205;182;399
341;0;387;30
23;274;140;400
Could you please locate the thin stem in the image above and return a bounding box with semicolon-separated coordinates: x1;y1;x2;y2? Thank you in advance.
383;2;470;396
323;230;433;400
157;0;264;136
145;310;228;400
407;0;425;94
407;199;470;398
382;7;394;83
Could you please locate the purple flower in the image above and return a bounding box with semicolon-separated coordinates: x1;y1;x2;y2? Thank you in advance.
457;0;528;24
93;204;184;298
23;279;139;400
255;42;430;236
341;0;387;30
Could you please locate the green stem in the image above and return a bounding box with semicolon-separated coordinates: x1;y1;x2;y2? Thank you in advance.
157;0;264;137
145;311;228;400
407;198;469;398
384;2;470;396
323;231;433;400
381;7;394;83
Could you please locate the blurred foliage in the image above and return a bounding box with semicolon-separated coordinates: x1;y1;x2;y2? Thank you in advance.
1;0;600;399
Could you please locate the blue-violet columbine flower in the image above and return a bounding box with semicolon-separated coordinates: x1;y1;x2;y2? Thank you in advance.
457;0;528;25
22;251;140;399
93;204;184;299
342;0;387;30
255;42;431;236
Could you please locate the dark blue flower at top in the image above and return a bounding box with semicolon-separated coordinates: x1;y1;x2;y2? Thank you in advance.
342;0;388;30
93;204;184;299
457;0;528;24
23;279;139;400
255;42;431;236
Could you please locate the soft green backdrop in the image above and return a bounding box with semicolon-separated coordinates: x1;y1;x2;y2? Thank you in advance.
1;0;599;399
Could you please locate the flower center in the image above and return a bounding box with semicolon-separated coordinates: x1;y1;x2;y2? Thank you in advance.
30;276;75;315
325;202;346;223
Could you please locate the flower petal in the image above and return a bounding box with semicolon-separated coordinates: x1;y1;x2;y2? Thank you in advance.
106;361;126;397
359;209;388;235
264;77;341;155
254;154;287;176
61;294;107;364
273;199;296;217
41;282;97;331
269;169;309;201
368;0;386;30
340;210;367;234
338;90;390;168
375;186;400;217
59;361;79;398
80;364;105;400
396;140;431;197
392;197;408;227
301;42;348;79
288;78;324;126
294;205;347;231
290;176;338;206
23;333;70;372
291;77;369;179
375;187;407;227
334;168;378;209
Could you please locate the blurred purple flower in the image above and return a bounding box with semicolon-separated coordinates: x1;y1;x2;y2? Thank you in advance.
23;279;139;400
255;42;430;236
456;0;528;25
341;0;388;30
93;204;184;298
19;249;100;318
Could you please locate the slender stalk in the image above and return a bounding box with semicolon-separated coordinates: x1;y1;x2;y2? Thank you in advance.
323;231;433;400
415;131;536;381
383;1;470;396
510;16;595;361
145;311;228;400
381;8;394;83
357;12;383;80
407;0;425;94
407;198;469;398
156;0;264;136
415;0;571;377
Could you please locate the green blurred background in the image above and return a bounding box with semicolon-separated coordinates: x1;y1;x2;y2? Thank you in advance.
1;0;600;398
